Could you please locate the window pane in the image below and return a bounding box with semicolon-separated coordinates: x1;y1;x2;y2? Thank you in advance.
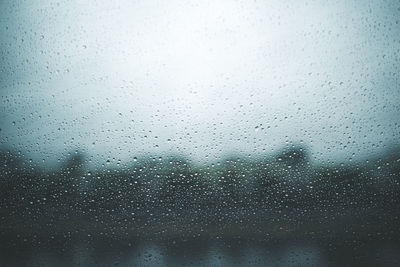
1;1;399;266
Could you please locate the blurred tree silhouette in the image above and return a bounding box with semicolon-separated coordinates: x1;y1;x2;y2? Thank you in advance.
0;144;399;234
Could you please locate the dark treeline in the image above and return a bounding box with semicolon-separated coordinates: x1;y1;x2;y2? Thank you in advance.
1;145;399;235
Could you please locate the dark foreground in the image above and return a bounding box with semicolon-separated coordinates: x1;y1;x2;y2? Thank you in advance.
1;146;400;266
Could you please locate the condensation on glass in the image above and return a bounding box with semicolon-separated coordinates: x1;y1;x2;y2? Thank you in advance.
0;1;399;266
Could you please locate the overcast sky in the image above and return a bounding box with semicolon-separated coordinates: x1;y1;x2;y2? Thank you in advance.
1;0;399;166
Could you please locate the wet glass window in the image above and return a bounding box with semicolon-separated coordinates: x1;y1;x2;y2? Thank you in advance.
1;1;400;266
